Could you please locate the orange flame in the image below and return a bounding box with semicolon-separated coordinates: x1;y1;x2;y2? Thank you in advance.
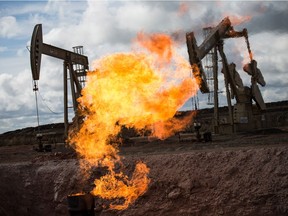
92;162;150;210
178;2;189;16
249;50;253;61
136;32;173;65
227;15;252;26
152;111;196;139
69;32;200;210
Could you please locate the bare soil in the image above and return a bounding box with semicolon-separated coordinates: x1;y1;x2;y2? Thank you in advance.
1;127;288;216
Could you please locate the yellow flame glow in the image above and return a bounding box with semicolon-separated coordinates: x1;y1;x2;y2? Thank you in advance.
69;32;200;210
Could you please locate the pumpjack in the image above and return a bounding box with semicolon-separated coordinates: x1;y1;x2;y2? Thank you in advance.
30;24;89;142
186;17;266;134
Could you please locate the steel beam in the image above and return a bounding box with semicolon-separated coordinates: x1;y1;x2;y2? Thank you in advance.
30;24;88;81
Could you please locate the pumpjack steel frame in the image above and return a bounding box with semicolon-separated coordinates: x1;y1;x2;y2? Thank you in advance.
186;17;266;134
30;24;89;138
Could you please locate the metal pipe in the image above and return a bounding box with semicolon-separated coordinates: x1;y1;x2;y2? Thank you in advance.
217;41;234;133
33;81;40;132
68;63;77;114
212;47;219;134
67;193;95;216
64;61;68;139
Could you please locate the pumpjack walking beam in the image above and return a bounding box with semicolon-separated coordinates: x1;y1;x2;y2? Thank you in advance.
30;24;89;138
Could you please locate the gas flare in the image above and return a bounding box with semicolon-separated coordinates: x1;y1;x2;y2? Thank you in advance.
69;32;200;210
178;2;189;16
226;15;251;26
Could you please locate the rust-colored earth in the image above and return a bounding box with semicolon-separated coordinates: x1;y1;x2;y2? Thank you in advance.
1;126;288;216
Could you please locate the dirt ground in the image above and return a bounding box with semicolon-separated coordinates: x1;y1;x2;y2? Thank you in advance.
1;127;288;216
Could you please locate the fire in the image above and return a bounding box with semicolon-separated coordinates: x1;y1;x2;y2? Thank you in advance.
249;50;253;61
69;32;200;210
152;111;196;140
136;32;173;65
92;161;150;210
178;2;189;16
227;15;251;26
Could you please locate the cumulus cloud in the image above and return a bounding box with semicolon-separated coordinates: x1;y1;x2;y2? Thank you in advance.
0;70;32;111
0;16;20;38
0;0;288;133
245;2;288;34
0;46;7;52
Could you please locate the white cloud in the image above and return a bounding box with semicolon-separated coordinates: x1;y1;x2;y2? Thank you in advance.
0;70;32;111
116;2;169;32
0;2;45;17
0;16;20;38
0;46;7;52
251;32;288;73
1;1;288;133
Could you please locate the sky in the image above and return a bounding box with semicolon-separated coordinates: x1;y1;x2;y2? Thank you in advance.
0;0;287;134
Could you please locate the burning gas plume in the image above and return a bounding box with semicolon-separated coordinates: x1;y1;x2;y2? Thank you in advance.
69;32;200;210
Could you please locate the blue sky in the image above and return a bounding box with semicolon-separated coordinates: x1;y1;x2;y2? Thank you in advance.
0;0;288;134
